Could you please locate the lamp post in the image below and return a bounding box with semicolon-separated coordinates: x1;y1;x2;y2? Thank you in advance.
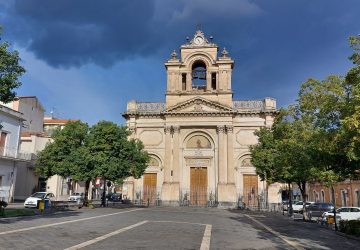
101;177;106;207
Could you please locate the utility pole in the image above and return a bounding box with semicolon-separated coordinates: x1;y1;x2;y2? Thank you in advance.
101;177;106;207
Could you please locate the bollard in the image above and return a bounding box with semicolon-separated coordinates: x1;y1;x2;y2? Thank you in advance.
38;200;45;213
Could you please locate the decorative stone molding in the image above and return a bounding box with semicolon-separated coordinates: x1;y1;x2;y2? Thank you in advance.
164;126;172;134
216;125;225;134
226;126;233;133
172;126;180;133
166;96;234;113
233;100;263;110
135;102;166;112
128;127;136;134
139;130;163;146
186;158;211;167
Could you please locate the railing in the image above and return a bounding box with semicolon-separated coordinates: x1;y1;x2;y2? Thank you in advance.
0;146;32;160
135;102;165;113
233;100;264;110
134;186;162;206
180;188;217;207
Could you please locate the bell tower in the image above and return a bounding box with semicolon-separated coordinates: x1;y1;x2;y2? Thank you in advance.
165;30;234;108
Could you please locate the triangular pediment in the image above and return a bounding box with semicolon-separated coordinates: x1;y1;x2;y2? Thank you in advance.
165;97;235;113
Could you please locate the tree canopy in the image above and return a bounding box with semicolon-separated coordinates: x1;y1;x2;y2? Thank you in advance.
0;26;25;103
35;120;150;205
251;35;360;201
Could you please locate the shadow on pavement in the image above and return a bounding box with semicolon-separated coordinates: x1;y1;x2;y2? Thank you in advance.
227;209;360;250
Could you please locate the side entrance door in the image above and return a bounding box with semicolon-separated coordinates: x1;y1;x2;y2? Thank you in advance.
190;167;207;206
143;173;157;204
243;174;258;208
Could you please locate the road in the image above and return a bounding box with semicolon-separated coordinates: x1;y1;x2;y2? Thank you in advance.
0;206;359;249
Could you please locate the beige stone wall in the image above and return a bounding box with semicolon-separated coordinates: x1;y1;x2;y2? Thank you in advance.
122;30;278;206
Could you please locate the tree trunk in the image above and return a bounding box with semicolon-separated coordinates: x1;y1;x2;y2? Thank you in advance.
288;182;293;216
101;177;106;207
331;186;338;231
297;181;307;220
298;181;307;202
83;179;90;207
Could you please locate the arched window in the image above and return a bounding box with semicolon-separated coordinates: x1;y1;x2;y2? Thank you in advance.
148;157;160;167
240;158;253;168
186;135;211;149
313;191;317;202
192;60;207;88
321;190;325;202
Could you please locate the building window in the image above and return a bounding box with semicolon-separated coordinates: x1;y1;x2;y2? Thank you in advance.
356;190;360;207
192;60;207;88
211;73;216;90
321;190;325;202
0;132;7;156
341;190;347;207
182;73;187;91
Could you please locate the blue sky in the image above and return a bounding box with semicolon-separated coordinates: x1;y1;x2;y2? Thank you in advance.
0;0;359;125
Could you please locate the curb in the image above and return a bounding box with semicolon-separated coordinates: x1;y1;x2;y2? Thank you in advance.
335;231;360;241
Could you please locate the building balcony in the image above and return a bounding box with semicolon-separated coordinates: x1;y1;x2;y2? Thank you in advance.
0;146;32;161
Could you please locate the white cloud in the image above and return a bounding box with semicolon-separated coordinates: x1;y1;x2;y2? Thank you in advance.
16;48;114;124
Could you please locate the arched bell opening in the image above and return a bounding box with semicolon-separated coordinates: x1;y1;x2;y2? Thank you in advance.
192;60;207;90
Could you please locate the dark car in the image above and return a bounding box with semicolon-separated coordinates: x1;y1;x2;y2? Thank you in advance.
306;202;334;221
109;193;122;202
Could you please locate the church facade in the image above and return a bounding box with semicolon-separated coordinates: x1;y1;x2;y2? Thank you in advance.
123;30;277;207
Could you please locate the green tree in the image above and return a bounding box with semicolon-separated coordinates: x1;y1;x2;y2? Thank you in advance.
35;121;92;205
251;108;319;202
349;34;360;65
87;121;149;180
0;26;25;103
36;120;150;206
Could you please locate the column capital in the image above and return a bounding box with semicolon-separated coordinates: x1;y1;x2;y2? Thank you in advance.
216;125;225;134
172;126;180;133
164;126;172;134
128;127;136;133
226;125;233;133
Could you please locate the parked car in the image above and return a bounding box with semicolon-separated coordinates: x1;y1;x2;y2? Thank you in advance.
306;202;334;221
24;192;55;208
109;193;122;202
68;192;84;203
322;207;360;222
293;201;314;213
282;200;297;211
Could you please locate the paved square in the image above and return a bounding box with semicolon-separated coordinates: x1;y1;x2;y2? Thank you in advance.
0;207;359;249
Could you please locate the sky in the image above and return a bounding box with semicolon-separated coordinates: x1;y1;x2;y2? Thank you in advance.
0;0;359;125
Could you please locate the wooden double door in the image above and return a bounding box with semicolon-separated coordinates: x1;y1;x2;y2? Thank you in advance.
143;173;157;204
190;167;208;206
243;174;258;208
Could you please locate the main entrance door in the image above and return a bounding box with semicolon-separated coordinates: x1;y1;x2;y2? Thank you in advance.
190;167;207;206
243;174;258;208
143;173;157;204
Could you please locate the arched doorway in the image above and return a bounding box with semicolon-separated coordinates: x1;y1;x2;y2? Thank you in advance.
143;156;161;204
183;132;214;206
236;156;259;209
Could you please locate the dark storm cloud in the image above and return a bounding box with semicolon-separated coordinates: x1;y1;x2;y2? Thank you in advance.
1;0;263;68
1;0;360;108
3;0;158;67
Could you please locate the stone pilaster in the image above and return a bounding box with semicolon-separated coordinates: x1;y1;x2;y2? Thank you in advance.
186;72;192;91
172;126;180;182
163;126;172;183
161;125;179;205
217;125;226;183
128;127;136;139
226;125;234;184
